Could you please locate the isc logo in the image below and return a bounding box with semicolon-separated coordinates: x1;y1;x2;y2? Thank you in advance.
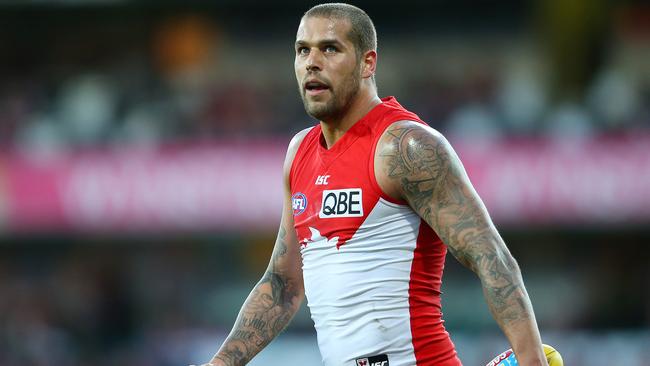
315;175;330;185
319;188;363;218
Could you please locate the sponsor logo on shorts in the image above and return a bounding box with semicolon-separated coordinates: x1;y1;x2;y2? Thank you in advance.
319;188;363;218
292;192;307;216
355;354;388;366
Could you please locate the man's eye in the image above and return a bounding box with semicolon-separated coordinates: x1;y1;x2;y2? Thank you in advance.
324;45;337;53
298;47;309;55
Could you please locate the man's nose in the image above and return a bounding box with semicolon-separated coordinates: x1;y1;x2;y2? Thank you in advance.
306;50;323;72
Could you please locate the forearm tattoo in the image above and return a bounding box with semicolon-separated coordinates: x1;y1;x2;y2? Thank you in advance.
214;226;299;365
380;123;532;326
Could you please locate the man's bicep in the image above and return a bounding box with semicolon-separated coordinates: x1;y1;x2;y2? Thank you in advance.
377;121;501;269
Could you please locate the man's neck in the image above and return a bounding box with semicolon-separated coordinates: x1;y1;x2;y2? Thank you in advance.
320;90;381;149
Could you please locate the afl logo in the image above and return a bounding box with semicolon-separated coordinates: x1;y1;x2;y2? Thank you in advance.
292;192;308;216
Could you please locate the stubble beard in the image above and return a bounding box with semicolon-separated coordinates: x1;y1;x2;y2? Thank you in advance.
300;66;361;122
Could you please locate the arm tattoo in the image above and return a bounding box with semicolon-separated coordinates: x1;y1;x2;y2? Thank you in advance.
380;123;531;326
215;226;300;365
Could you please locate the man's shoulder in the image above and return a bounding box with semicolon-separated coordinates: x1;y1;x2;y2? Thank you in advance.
375;120;449;176
287;126;316;157
374;120;457;204
379;120;445;147
289;126;316;150
283;126;317;176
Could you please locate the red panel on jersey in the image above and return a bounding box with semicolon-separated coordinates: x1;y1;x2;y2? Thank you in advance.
409;220;462;365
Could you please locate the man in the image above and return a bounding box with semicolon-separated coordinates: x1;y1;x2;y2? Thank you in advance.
200;3;549;365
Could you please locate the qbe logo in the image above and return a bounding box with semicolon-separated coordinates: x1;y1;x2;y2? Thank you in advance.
291;192;308;216
319;188;363;218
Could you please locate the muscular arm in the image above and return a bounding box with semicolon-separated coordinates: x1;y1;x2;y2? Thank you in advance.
204;131;310;366
375;121;547;366
209;221;303;366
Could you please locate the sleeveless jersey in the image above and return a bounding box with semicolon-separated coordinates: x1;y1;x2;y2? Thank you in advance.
289;97;462;366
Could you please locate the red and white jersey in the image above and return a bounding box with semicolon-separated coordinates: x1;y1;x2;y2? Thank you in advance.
290;97;461;366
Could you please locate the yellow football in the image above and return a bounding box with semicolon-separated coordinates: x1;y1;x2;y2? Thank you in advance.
543;344;563;366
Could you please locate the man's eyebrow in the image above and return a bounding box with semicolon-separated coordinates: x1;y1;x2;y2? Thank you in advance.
295;39;344;48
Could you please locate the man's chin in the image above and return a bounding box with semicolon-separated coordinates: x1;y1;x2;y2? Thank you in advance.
305;102;332;121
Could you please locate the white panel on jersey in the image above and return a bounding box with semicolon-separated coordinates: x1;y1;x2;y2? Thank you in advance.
301;198;421;366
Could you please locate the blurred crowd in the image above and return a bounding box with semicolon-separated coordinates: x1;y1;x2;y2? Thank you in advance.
0;240;243;366
0;3;648;158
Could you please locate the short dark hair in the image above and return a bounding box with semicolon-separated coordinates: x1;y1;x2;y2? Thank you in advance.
303;3;377;58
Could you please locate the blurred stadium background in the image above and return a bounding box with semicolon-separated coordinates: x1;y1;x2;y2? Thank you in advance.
0;0;649;365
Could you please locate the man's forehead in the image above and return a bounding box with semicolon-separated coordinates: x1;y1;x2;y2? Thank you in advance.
296;16;352;43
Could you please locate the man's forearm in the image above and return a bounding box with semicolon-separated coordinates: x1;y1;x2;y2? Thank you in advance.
477;250;547;366
210;270;302;366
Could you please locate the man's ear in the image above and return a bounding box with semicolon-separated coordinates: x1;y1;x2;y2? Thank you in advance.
361;50;377;79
